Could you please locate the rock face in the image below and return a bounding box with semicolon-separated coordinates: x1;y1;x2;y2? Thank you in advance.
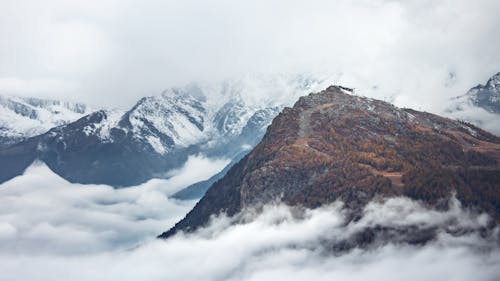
161;86;500;238
0;75;330;186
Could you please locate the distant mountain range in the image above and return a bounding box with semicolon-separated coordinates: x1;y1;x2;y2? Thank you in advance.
161;86;500;245
0;74;332;186
0;95;90;147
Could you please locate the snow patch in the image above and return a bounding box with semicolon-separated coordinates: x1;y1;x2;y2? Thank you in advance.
146;135;166;154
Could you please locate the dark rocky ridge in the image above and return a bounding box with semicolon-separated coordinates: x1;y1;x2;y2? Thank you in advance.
160;86;500;238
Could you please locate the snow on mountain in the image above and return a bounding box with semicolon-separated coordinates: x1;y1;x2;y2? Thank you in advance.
0;94;91;146
81;109;124;140
0;73;335;186
450;72;500;113
446;72;500;135
468;72;500;111
126;90;207;151
63;73;333;156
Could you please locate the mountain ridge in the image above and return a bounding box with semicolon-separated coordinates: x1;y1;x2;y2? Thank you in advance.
0;75;332;186
0;94;91;147
161;85;500;239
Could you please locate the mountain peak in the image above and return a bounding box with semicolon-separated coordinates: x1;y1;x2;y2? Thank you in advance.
161;86;500;239
463;72;500;114
0;74;333;186
485;72;500;89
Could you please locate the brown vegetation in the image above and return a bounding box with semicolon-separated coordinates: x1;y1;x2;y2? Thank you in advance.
161;86;500;238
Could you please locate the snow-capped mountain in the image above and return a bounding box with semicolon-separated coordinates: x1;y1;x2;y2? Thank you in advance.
0;95;90;147
446;72;500;134
68;74;330;156
451;72;500;113
0;74;334;186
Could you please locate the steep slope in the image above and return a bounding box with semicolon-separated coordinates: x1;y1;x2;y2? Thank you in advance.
0;74;331;186
0;95;90;147
161;86;500;238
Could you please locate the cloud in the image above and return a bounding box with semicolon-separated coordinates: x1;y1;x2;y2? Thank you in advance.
162;154;230;195
0;163;499;280
0;0;498;109
0;154;228;254
445;104;500;135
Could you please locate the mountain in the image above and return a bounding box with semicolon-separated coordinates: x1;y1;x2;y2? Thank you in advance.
460;72;500;114
0;74;332;186
161;86;500;239
446;72;500;134
0;95;90;147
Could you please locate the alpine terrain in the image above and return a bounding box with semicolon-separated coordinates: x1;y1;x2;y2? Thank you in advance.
0;75;332;186
0;95;90;147
161;86;500;246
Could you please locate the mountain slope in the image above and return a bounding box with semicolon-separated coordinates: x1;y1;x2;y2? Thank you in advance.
0;95;90;147
161;86;500;238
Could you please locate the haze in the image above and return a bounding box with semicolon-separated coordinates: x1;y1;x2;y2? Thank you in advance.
0;0;499;109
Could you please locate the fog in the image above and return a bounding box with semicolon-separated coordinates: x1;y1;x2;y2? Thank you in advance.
1;1;499;279
0;155;228;254
0;0;499;109
445;104;500;135
1;163;499;280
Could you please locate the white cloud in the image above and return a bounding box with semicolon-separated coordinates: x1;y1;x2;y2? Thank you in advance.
0;77;77;97
0;164;499;280
162;154;230;195
0;0;498;109
0;154;228;254
445;104;500;135
1;1;500;279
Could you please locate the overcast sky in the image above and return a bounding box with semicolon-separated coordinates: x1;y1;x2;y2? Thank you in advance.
0;0;499;108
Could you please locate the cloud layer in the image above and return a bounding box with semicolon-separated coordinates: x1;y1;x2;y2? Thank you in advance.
0;155;228;254
1;163;499;280
0;0;499;108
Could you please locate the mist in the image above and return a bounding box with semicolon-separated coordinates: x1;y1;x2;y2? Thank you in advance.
0;155;228;254
1;1;500;278
445;104;500;135
0;0;499;109
1;163;499;280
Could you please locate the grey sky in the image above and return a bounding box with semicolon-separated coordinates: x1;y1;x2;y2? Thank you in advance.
0;0;499;108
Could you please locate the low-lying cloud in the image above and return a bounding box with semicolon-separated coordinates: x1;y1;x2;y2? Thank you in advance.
1;163;499;280
445;104;500;136
0;154;228;254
